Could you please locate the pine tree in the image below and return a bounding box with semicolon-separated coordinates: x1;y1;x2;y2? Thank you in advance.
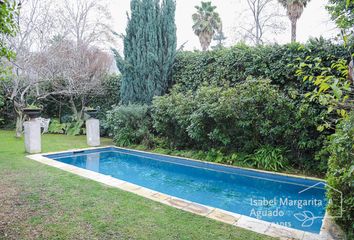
113;0;177;105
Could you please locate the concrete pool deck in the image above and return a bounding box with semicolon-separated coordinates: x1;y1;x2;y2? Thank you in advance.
27;146;344;240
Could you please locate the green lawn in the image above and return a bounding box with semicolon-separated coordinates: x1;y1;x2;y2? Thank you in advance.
0;130;274;240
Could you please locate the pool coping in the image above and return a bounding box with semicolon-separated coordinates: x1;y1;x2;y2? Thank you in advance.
27;146;335;240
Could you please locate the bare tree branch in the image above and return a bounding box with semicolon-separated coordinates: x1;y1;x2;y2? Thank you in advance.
233;0;285;45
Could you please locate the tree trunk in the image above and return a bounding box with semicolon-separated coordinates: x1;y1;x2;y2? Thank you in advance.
69;97;82;121
200;33;210;51
59;99;62;122
201;38;208;51
15;109;24;138
13;100;25;138
291;19;297;42
255;19;260;45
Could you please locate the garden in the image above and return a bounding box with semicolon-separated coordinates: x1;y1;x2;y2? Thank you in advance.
0;0;353;239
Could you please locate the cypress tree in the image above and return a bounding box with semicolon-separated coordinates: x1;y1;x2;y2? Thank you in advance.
113;0;177;105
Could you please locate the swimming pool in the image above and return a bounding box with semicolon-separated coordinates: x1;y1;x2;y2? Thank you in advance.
44;147;327;234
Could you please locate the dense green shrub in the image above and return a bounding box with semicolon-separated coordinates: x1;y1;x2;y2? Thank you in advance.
106;105;153;147
152;79;326;173
47;118;85;136
65;120;85;136
152;90;195;148
172;39;348;92
187;79;294;151
326;112;354;237
48;119;66;134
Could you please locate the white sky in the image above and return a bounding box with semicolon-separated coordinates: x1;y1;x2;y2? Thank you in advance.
109;0;338;51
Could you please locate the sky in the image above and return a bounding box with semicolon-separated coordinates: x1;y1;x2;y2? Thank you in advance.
109;0;339;51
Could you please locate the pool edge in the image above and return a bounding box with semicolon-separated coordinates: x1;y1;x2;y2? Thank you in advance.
26;146;336;240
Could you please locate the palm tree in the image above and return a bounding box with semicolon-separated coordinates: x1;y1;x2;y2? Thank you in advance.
278;0;311;42
192;1;222;51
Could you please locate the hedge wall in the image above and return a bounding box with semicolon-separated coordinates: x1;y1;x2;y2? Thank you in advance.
172;38;349;92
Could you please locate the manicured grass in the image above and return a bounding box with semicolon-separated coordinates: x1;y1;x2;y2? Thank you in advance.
0;130;274;240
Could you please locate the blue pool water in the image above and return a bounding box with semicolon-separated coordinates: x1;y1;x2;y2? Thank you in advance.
46;147;327;233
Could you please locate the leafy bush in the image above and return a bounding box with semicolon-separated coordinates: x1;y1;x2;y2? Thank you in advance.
326;112;354;237
152;90;195;148
187;79;295;151
203;149;240;165
106;105;153;147
48;118;84;135
65;120;85;136
296;56;352;125
152;78;325;173
48;119;66;134
244;145;287;171
155;80;289;150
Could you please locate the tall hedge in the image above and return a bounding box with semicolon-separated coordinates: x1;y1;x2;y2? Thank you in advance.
172;38;349;92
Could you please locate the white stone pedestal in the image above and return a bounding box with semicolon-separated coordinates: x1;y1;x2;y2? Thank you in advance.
24;119;41;153
86;118;100;147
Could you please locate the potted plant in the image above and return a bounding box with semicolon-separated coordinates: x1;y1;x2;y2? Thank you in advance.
84;107;99;119
23;103;42;119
